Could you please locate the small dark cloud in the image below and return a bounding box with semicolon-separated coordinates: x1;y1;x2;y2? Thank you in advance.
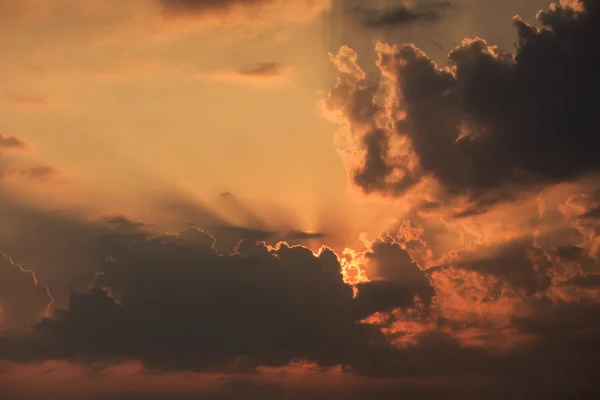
237;62;289;78
157;0;328;21
581;206;600;220
286;230;326;240
0;165;57;182
419;201;441;210
0;133;25;151
355;1;452;28
158;0;271;14
20;165;55;180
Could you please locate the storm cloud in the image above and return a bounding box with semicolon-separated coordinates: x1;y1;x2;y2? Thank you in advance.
0;228;431;373
355;1;453;28
325;0;600;214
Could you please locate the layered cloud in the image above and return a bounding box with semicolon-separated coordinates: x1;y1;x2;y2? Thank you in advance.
2;0;600;398
0;134;58;182
1;196;600;396
324;0;600;214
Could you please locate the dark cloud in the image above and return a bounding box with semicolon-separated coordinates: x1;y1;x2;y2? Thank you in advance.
355;1;452;28
0;252;53;332
286;230;326;240
365;236;435;300
0;133;25;150
207;224;276;251
157;0;329;20
158;0;277;14
0;228;424;372
104;215;146;232
237;62;288;77
582;206;600;219
449;241;552;294
327;0;600;213
2;215;600;396
0;200;108;309
14;165;55;180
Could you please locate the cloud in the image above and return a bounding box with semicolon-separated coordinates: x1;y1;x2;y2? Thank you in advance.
0;252;53;332
355;1;453;28
157;0;331;25
238;62;289;77
198;62;293;85
442;240;552;295
104;215;147;232
324;0;600;214
2;191;600;395
0;228;426;373
0;164;58;184
0;133;26;151
286;230;326;240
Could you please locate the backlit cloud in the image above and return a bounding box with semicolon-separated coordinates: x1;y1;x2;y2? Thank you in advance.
324;0;600;215
2;1;600;398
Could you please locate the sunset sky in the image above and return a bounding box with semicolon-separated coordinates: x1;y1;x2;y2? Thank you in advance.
1;0;600;399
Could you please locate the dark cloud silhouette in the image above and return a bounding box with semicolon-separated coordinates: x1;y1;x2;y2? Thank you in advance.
326;0;600;213
13;165;55;180
159;0;278;14
2;207;600;396
157;0;329;20
104;215;146;232
0;198;111;308
286;230;326;240
355;1;452;28
0;252;52;332
207;224;276;251
237;62;289;77
582;206;600;220
0;133;25;150
446;241;552;294
0;228;426;372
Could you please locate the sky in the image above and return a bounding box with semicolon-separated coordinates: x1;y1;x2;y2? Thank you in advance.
1;0;600;398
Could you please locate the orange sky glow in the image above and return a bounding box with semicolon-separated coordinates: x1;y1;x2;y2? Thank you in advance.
1;0;600;399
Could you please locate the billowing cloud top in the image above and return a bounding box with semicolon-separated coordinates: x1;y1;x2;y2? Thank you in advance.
325;0;600;214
